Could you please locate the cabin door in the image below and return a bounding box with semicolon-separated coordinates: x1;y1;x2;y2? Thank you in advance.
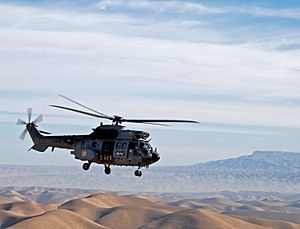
100;141;115;162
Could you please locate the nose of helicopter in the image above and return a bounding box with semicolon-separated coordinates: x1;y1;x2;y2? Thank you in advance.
152;152;160;163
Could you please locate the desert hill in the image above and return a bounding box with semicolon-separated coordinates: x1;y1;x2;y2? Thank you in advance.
1;187;300;229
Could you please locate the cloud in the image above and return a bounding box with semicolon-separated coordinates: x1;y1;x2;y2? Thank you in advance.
236;5;300;19
97;0;300;19
98;0;223;14
0;2;299;130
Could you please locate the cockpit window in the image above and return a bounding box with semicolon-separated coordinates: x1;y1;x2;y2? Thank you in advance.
141;142;151;149
138;141;151;157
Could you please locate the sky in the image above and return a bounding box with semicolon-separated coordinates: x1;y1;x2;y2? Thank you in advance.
1;0;300;166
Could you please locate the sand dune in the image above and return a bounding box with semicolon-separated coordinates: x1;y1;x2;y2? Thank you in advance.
0;190;24;204
1;187;300;229
96;206;172;229
0;210;28;228
8;209;108;229
0;201;57;215
235;216;300;229
138;208;267;229
0;200;57;228
0;197;22;205
166;199;222;212
227;210;300;225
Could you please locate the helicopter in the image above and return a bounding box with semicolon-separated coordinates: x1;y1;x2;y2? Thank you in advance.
17;95;199;177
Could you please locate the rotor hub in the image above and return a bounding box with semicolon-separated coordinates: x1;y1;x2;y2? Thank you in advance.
112;116;123;125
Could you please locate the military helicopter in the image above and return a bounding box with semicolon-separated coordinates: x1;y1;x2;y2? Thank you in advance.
17;95;198;177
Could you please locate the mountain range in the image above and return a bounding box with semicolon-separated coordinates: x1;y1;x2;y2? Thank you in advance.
196;151;300;172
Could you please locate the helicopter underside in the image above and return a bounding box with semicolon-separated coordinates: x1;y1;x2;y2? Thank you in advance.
77;156;153;177
72;147;157;177
88;156;154;167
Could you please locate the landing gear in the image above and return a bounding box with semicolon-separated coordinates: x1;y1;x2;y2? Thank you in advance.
104;165;111;175
134;170;142;177
82;162;91;171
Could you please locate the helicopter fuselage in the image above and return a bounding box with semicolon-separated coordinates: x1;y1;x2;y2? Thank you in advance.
18;96;197;177
26;123;160;175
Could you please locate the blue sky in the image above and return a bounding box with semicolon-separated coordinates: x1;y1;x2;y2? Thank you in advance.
1;0;300;166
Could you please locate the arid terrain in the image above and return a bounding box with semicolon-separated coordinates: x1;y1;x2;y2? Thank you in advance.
1;186;300;229
1;152;300;228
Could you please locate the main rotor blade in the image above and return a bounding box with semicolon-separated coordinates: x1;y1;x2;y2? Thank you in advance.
140;122;170;126
39;130;51;134
58;94;112;119
123;119;199;124
50;105;113;120
17;118;27;125
19;129;28;140
33;114;43;124
27;108;32;123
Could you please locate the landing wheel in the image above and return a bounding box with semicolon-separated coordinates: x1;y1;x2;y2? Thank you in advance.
134;170;142;177
104;165;111;175
82;162;91;171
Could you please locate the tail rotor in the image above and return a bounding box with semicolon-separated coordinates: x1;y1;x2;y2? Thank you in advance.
33;114;43;124
19;129;28;140
17;108;43;140
27;108;32;123
16;118;26;125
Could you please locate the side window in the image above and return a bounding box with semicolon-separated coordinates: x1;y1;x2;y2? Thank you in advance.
122;142;127;149
116;142;121;149
115;142;128;157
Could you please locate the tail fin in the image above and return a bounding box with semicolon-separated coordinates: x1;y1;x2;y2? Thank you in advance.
27;123;43;143
27;124;50;152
